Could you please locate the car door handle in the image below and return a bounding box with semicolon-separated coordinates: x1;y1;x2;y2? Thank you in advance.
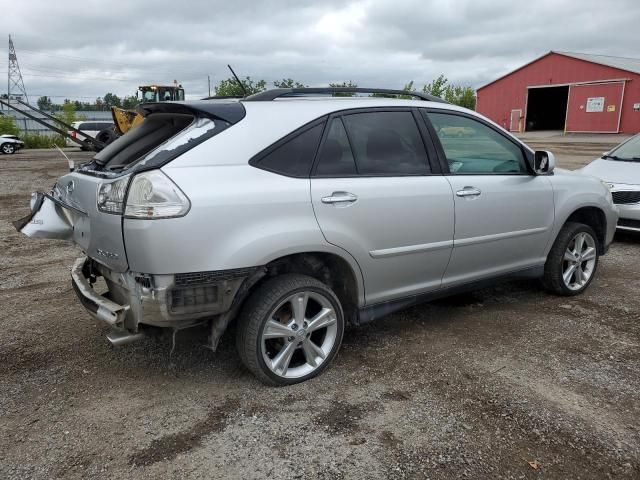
456;187;482;198
321;192;358;204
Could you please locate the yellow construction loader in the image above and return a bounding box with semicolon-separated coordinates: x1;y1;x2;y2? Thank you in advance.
111;83;185;137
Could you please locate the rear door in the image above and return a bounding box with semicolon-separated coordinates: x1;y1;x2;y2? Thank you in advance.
422;109;554;287
310;108;454;304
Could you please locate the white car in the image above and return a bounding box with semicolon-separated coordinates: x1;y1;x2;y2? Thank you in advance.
66;121;115;149
1;134;24;154
581;133;640;232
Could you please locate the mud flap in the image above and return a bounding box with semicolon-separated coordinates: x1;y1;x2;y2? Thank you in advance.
13;192;77;240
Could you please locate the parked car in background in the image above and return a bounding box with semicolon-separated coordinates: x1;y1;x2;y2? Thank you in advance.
66;121;116;149
16;88;617;385
437;125;475;138
1;134;24;154
580;133;640;232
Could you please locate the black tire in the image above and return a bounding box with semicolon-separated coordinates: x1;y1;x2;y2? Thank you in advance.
542;222;599;296
236;274;344;386
96;127;119;146
1;143;15;154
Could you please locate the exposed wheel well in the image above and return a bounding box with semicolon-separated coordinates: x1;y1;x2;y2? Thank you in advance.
261;252;360;324
565;207;607;253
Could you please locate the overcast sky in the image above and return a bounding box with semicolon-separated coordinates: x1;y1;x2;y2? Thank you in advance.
3;0;639;102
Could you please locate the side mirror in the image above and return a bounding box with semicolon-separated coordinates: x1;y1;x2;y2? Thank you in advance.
534;150;555;175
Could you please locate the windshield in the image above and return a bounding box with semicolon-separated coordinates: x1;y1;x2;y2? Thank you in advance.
141;89;157;102
608;134;640;160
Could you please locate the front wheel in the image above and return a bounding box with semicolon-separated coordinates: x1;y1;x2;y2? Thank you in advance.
236;274;344;386
1;143;16;154
543;222;599;296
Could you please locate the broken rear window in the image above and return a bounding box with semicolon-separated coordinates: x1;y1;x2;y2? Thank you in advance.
91;113;229;174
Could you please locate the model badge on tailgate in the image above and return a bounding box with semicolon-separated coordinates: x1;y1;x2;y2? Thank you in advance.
96;249;119;259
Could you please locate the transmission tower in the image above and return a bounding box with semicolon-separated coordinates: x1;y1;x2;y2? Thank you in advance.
7;34;28;107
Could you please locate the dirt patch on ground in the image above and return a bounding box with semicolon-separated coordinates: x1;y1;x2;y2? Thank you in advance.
1;147;639;479
130;398;241;467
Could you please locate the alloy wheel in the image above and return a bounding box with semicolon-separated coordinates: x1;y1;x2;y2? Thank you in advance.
2;144;15;154
261;290;338;379
562;231;597;291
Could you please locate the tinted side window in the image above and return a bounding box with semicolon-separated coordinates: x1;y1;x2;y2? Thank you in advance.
342;111;429;175
315;118;357;176
256;123;324;177
78;123;92;130
425;112;527;174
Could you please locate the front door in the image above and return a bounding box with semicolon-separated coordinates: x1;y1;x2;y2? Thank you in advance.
310;110;454;304
423;110;555;287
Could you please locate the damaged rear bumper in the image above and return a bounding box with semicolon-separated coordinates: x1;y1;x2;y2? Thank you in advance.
70;256;256;332
71;258;129;325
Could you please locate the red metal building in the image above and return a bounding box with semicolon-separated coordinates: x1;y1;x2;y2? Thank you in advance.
476;51;640;134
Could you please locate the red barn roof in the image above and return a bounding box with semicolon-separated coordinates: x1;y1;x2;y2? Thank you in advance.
478;51;640;90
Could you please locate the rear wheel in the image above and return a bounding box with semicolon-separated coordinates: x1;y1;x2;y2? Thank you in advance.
236;274;344;386
543;222;599;296
1;143;15;154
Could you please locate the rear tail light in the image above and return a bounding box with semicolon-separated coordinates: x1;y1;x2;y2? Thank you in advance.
71;131;76;138
125;170;190;219
97;170;190;219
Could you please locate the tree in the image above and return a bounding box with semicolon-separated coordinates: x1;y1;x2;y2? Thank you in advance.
273;78;307;89
56;100;76;126
420;74;476;109
454;86;476;110
103;93;122;108
422;74;448;98
122;95;140;109
37;96;53;111
328;81;358;96
214;76;267;97
0;114;20;136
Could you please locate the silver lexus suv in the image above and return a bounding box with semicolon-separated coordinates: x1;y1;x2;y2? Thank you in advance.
16;88;617;385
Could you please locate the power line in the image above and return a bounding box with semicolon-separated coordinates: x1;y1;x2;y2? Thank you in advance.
0;70;132;82
19;48;154;70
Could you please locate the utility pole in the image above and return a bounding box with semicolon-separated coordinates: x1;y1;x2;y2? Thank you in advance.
7;34;29;109
208;75;211;97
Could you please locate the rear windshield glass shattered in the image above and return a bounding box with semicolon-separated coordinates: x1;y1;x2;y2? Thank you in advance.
134;116;221;169
89;113;229;174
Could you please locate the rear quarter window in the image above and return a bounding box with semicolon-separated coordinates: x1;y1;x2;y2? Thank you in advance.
250;120;326;178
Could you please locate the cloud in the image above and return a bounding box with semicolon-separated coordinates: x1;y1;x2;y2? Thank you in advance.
2;0;639;101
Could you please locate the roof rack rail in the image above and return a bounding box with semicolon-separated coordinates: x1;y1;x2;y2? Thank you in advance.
201;95;244;100
244;87;448;103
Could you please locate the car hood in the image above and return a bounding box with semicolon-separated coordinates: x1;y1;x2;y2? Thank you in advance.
579;158;640;185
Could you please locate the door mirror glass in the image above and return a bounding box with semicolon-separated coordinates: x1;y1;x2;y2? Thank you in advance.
534;150;555;174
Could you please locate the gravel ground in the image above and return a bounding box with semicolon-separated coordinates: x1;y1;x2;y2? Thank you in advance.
1;144;639;479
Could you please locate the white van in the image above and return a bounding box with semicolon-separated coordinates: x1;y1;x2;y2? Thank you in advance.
66;121;115;148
